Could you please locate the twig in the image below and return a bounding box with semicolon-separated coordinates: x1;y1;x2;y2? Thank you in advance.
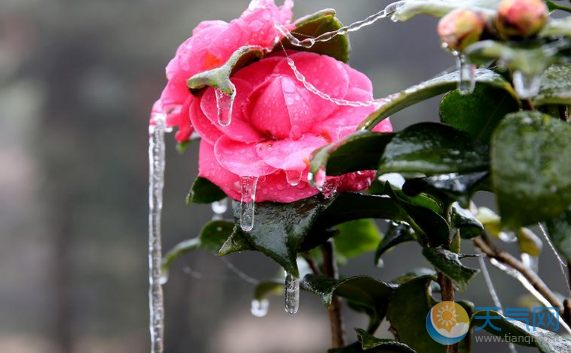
302;252;321;276
321;240;346;348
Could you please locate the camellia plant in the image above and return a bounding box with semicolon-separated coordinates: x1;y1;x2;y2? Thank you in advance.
148;0;571;352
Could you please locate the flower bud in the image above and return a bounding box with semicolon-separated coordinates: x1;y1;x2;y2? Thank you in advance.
438;9;487;53
495;0;548;39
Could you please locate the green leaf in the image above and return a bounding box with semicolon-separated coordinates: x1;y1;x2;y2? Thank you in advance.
375;222;417;262
392;268;437;284
540;17;571;38
187;177;227;204
391;0;500;22
491;111;571;228
355;329;416;353
402;172;490;208
334;219;382;265
359;69;515;131
465;40;568;76
187;45;265;94
278;9;350;63
386;276;444;353
451;203;484;239
422;247;480;292
546;210;571;262
440;84;520;142
533;64;571;106
471;310;571;352
218;227;256;256
301;274;398;332
162;220;235;272
310;131;394;177
379;122;490;176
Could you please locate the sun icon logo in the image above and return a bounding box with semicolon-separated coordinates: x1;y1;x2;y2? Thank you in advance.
426;301;470;346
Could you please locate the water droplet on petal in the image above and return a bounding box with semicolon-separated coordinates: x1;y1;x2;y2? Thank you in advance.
284;272;300;314
240;176;259;232
285;170;303;186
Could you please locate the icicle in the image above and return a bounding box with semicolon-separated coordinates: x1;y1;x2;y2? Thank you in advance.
214;82;236;126
239;176;259;232
284;271;300;314
456;54;476;95
376;258;385;268
513;71;540;99
148;113;166;353
251;299;270;317
211;198;228;220
275;1;405;48
538;223;571;296
520;253;539;273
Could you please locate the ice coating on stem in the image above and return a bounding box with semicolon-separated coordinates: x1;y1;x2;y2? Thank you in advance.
456;54;476;95
538;223;571;296
240;176;259;232
215;82;237;126
284;271;300;314
148;113;167;353
513;71;540;99
251;299;270;317
275;1;405;48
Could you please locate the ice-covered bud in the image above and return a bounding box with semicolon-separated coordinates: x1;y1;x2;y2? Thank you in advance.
438;9;487;52
495;0;548;39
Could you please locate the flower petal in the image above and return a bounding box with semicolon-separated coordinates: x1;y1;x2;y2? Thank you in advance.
198;139;241;200
214;136;277;177
189;93;222;145
256;172;319;203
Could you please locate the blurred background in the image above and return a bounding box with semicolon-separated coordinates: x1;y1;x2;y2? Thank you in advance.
0;1;566;352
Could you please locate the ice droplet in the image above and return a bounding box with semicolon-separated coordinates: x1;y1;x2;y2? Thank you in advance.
521;253;539;273
285;170;303;186
376;258;384;268
284;271;300;314
513;71;540;99
215;83;236;126
211;198;228;220
251;299;270;317
456;54;475;95
240;176;259;232
148;113;166;353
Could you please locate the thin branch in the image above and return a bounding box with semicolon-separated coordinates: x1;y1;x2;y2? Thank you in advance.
321;240;346;348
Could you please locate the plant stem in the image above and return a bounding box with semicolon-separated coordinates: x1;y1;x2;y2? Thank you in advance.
321;240;346;348
437;272;458;353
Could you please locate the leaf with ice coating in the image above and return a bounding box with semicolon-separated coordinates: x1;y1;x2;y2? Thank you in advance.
451;203;484;239
359;69;513;131
310;131;394;177
533;64;571;106
392;0;500;22
355;329;416;353
540;17;571;38
422;247;480;292
492;112;571;228
187;177;227;204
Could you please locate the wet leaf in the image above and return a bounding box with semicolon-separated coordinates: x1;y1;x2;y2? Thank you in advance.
451;203;484;239
392;0;500;22
301;274;398;332
375;222;417;262
546;210;571;262
471;310;571;352
310;131;394;176
334;219;382;265
187;46;265;94
392;268;437;284
533;64;571;106
278;9;351;63
162;220;236;271
218;227;256;256
422;247;480;292
355;329;416;353
378;122;490;176
187;177;227;204
440;85;520;142
540;17;571;38
491;111;571;228
359;69;514;131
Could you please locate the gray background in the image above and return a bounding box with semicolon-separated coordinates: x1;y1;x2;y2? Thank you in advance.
0;0;565;352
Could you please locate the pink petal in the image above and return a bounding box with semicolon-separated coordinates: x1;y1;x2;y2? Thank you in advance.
345;65;373;92
256;172;319;203
192;20;228;37
214;136;277;177
189;93;222;145
200;78;265;143
198;139;241;200
233;56;284;89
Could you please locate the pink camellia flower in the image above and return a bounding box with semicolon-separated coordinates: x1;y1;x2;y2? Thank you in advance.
194;51;393;203
152;0;294;142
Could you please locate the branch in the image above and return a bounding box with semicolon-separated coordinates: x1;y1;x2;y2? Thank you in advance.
321;240;346;348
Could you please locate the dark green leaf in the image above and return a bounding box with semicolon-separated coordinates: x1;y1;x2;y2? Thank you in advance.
471;310;571;352
533;64;571;106
187;177;226;204
546;210;571;262
310;131;394;176
278;9;351;63
162;220;235;272
187;46;265;94
218;227;256;256
378;122;490;176
301;274;398;332
440;85;520;142
375;222;417;262
334;219;382;265
359;70;515;131
355;329;416;353
451;203;484;239
422;247;480;292
491;111;571;228
392;268;437;284
403;172;490;208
